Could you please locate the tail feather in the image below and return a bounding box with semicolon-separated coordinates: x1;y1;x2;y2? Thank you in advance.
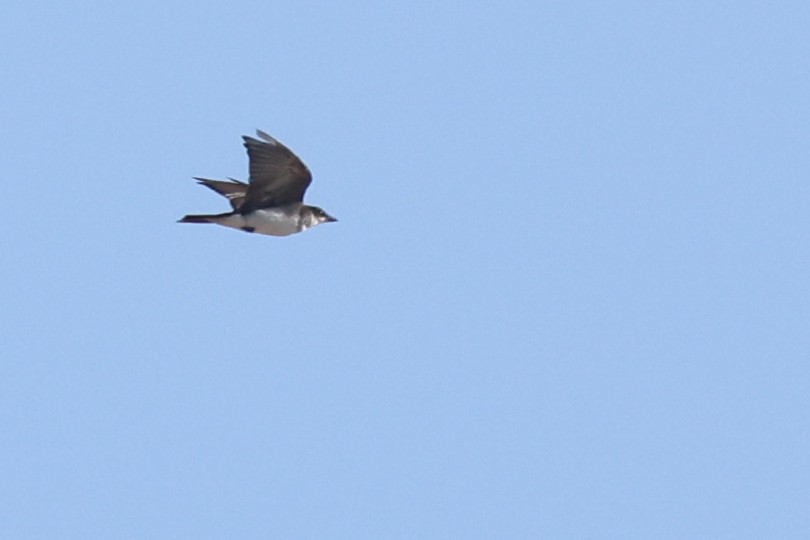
177;211;234;224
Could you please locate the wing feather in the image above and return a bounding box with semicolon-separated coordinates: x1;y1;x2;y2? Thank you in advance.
238;130;313;212
193;177;249;210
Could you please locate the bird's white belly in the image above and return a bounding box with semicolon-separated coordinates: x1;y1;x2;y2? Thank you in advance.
211;208;300;236
243;209;300;236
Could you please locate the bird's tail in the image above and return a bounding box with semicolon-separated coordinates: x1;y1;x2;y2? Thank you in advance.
177;211;235;224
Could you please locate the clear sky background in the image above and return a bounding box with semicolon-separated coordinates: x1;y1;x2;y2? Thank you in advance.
2;1;809;538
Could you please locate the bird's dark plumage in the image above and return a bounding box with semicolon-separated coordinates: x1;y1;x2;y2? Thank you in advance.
193;177;248;210
179;129;335;237
238;129;313;214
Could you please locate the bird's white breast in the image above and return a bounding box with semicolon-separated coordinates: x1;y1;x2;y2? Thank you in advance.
244;208;300;236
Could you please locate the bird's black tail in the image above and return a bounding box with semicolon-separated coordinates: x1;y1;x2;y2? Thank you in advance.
177;211;235;224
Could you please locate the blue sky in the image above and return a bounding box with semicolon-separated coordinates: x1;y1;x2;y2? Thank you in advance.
2;1;809;538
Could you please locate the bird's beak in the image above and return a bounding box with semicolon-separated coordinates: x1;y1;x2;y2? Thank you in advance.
325;214;338;223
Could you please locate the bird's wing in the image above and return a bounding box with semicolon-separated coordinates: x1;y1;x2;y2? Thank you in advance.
238;130;312;213
194;177;249;210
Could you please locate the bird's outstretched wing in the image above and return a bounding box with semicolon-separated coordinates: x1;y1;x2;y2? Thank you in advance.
238;130;312;213
193;177;249;210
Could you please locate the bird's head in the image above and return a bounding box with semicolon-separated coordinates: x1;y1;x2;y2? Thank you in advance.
312;206;338;223
303;206;338;229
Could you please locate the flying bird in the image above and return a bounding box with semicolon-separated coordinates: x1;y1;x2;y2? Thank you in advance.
178;130;337;236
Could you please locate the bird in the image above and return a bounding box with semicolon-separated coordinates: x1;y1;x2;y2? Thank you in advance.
178;129;337;236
